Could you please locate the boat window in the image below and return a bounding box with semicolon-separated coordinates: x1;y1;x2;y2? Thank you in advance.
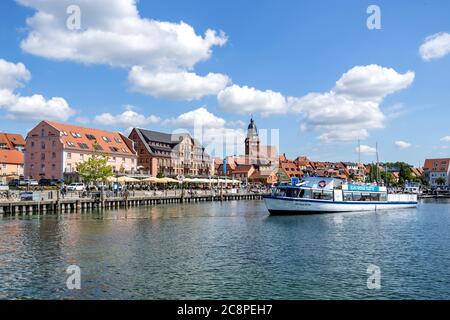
313;190;323;199
361;193;371;201
300;189;312;199
380;193;387;201
352;193;362;201
343;192;353;201
322;191;333;201
370;193;380;201
285;188;300;198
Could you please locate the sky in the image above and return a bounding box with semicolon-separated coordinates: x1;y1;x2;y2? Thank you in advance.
0;0;450;165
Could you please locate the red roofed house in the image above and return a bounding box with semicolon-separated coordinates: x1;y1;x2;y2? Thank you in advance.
423;158;450;187
0;150;24;184
0;132;26;151
24;121;137;181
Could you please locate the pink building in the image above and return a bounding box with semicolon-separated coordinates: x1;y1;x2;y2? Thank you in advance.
24;121;137;181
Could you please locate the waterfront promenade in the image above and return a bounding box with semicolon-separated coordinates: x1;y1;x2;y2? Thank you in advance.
0;189;268;216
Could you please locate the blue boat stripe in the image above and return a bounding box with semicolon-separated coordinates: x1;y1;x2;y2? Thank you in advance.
263;196;417;205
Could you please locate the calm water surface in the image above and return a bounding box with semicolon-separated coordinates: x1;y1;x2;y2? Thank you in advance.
1;200;450;299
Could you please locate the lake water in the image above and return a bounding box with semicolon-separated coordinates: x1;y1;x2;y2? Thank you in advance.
1;199;450;300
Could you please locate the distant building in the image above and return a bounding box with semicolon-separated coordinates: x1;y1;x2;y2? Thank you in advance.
128;128;212;177
0;132;26;151
0;150;24;183
423;158;450;187
24;121;137;181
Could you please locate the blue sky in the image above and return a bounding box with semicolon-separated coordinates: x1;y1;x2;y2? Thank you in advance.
0;0;450;165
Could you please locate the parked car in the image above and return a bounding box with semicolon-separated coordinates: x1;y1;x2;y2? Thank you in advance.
66;183;86;192
8;179;38;187
39;179;62;187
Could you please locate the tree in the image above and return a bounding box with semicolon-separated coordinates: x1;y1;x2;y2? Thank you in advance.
436;177;447;186
157;172;165;178
76;154;114;185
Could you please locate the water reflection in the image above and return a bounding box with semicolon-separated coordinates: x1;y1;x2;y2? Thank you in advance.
1;200;450;299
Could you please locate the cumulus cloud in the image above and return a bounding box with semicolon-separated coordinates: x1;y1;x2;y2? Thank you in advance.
94;106;160;128
440;136;450;142
218;85;289;116
163;107;226;128
292;65;415;142
17;0;227;69
0;58;74;121
395;140;412;149
128;67;230;101
164;107;245;157
419;32;450;61
0;59;31;90
17;0;229;101
356;145;377;155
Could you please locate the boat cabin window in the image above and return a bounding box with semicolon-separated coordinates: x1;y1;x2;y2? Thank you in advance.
343;192;353;201
352;193;362;201
322;191;333;200
370;193;380;201
285;188;300;198
361;193;371;201
380;193;387;201
313;190;323;200
300;189;312;199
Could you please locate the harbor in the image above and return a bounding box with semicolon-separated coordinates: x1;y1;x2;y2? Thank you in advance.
0;189;266;216
1;198;450;300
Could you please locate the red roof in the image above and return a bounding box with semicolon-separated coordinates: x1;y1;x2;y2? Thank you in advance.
0;132;26;149
0;150;24;165
423;158;450;172
44;121;136;157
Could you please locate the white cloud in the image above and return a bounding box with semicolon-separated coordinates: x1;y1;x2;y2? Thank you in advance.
17;0;227;70
164;107;226;128
441;136;450;142
218;85;289;116
95;106;160;128
395;140;412;149
0;59;31;90
357;145;377;155
334;65;415;101
17;0;229;102
292;65;415;142
128;67;230;101
0;59;74;121
419;32;450;61
3;94;74;121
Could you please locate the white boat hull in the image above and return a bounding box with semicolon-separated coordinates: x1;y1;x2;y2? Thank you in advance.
263;196;418;215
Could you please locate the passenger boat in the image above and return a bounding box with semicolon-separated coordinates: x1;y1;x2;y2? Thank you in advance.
263;177;418;215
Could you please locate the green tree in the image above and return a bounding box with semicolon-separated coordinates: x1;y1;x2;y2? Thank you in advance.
157;172;165;178
436;177;447;186
76;154;114;185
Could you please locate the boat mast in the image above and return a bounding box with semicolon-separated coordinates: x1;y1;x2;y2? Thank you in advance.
376;142;380;185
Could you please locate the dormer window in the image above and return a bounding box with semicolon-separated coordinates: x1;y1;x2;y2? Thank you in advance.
102;136;112;142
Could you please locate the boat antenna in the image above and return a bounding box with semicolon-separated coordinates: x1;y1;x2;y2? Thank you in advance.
358;138;361;165
376;142;380;185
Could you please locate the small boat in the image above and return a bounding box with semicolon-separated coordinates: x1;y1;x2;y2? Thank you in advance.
263;177;418;215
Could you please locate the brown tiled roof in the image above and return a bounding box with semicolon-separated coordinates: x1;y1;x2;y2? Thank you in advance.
423;158;450;172
0;150;24;165
45;121;136;156
0;132;26;149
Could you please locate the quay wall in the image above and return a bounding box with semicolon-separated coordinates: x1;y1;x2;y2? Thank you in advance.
0;192;266;216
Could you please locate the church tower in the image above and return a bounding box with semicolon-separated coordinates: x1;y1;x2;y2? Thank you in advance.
245;117;260;163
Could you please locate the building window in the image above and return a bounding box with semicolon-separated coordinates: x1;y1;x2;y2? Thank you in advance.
41;153;45;160
93;144;103;151
86;134;96;140
71;132;82;138
67;153;72;159
102;136;112;142
52;152;56;159
67;141;76;147
78;143;89;149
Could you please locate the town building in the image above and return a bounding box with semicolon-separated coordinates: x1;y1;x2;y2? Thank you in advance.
128;128;213;177
24;121;137;181
423;158;450;187
0;132;26;151
0;150;24;184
